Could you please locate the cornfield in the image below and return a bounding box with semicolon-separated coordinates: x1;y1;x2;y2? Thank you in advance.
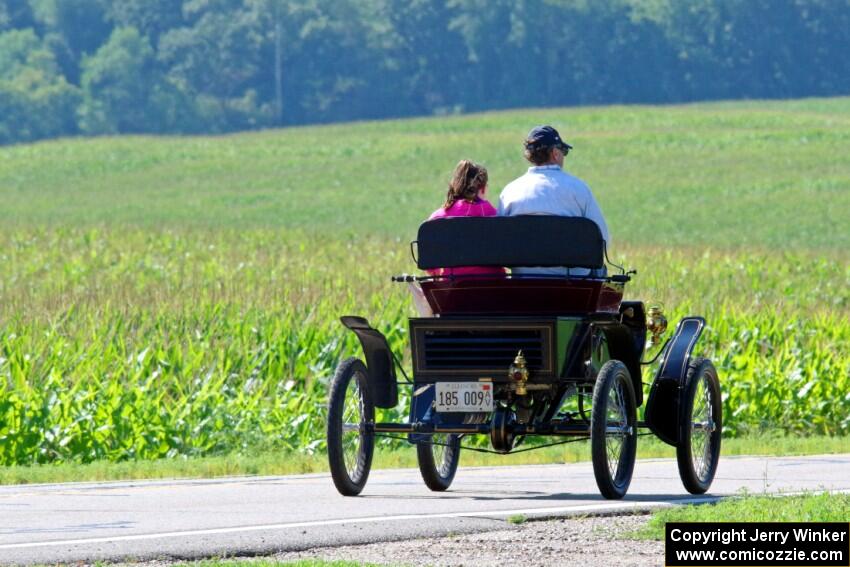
0;228;847;466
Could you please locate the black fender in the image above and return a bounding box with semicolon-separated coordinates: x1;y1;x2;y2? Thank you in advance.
644;316;705;446
340;316;398;409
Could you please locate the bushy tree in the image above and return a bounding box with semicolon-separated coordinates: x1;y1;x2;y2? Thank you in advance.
375;0;468;115
255;0;385;124
29;0;112;83
78;26;192;134
0;28;80;143
108;0;185;42
158;0;270;130
0;0;849;145
0;0;35;31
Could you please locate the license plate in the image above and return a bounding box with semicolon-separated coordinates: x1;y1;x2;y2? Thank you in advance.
435;382;494;412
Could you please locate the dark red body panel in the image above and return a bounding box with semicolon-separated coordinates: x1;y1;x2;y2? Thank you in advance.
420;277;624;316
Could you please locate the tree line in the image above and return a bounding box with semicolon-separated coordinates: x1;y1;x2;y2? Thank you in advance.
1;0;849;145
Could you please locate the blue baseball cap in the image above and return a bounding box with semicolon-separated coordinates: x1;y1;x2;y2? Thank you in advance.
525;125;572;152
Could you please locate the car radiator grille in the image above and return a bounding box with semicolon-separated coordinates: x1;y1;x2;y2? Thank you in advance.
421;328;546;371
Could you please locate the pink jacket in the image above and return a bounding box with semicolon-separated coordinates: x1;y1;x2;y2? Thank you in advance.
426;199;506;277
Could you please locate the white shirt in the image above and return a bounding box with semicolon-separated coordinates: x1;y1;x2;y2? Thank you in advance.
498;164;610;276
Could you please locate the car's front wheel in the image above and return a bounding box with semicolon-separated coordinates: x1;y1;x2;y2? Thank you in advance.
590;360;638;499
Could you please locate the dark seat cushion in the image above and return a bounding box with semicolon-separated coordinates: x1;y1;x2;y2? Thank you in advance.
415;215;605;270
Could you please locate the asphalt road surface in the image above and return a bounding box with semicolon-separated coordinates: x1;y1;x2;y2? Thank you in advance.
1;454;848;565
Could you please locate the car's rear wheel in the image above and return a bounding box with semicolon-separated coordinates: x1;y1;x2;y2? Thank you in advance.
676;357;722;494
591;360;637;499
327;357;374;496
417;433;461;491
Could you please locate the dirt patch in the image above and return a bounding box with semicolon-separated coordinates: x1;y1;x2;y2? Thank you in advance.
273;513;662;566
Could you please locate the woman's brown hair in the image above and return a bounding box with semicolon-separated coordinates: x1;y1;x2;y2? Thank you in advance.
444;160;488;208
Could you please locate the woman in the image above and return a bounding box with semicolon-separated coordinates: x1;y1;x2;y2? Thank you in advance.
426;160;505;277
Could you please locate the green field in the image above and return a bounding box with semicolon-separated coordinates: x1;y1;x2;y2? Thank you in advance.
0;98;848;467
635;492;850;540
3;97;850;248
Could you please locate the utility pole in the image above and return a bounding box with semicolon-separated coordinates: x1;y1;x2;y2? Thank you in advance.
274;1;284;125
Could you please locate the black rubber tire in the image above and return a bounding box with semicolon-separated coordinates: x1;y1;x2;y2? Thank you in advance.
327;357;374;496
416;433;461;491
676;357;722;494
591;360;638;500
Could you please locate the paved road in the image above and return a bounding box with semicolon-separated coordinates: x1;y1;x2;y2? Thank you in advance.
0;454;848;565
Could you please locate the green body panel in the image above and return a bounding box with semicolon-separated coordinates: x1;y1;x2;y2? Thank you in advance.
555;318;581;376
591;327;611;375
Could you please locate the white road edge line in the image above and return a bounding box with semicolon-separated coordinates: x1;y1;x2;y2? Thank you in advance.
3;488;847;551
0;498;713;550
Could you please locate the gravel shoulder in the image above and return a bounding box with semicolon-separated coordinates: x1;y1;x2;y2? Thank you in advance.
107;514;662;567
270;514;662;567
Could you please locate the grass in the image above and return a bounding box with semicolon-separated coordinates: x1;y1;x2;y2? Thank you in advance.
1;98;848;249
634;492;850;540
0;97;848;470
2;434;848;485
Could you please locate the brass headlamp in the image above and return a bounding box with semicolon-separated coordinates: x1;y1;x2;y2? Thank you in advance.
646;304;668;348
508;350;529;396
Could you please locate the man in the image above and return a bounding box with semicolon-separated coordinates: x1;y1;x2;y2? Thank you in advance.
498;125;609;276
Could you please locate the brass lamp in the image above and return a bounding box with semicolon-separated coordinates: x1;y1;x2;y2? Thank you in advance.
508;351;529;396
646;305;668;348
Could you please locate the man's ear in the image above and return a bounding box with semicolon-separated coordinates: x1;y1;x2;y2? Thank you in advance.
552;147;565;166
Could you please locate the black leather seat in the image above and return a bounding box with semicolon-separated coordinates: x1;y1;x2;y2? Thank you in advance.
415;215;605;273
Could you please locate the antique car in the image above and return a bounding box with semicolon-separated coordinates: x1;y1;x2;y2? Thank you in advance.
326;216;721;499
